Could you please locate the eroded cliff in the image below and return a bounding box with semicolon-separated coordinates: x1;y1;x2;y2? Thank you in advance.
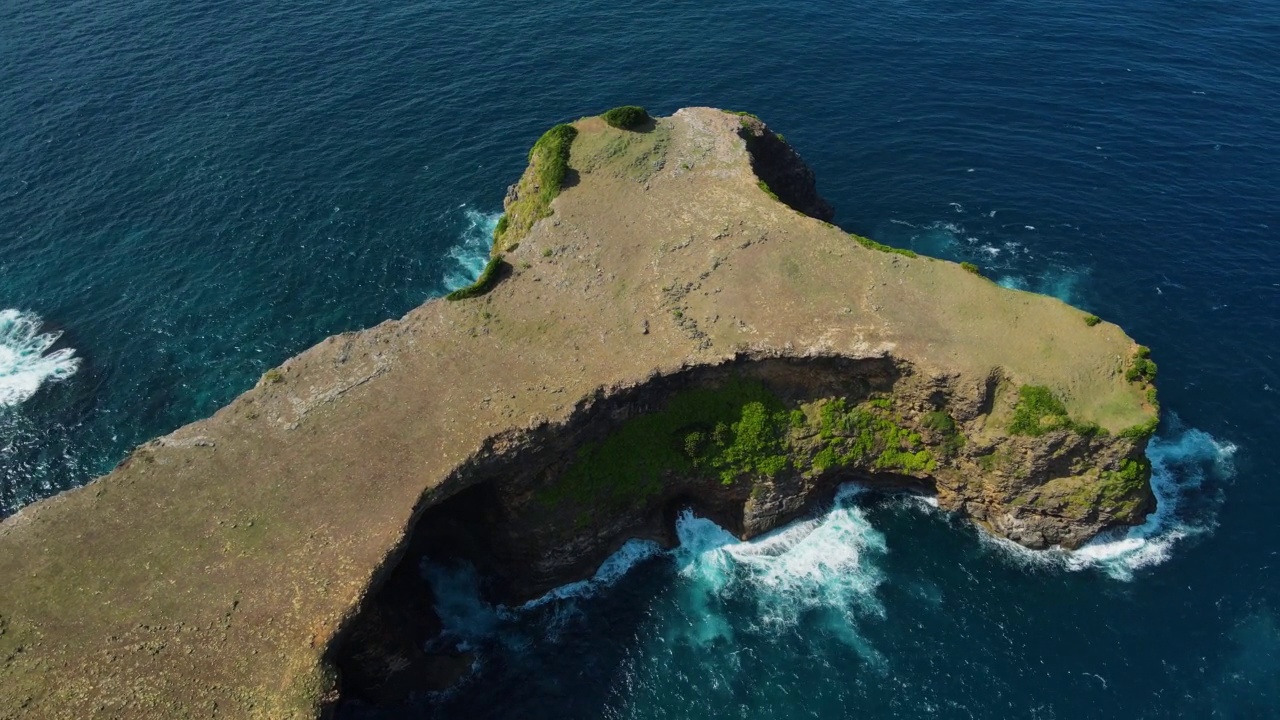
0;108;1157;719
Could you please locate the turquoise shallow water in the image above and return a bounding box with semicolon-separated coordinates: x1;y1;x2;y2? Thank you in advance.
2;0;1278;716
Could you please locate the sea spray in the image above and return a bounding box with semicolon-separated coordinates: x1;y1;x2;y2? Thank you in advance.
441;209;501;292
0;309;80;407
420;560;499;649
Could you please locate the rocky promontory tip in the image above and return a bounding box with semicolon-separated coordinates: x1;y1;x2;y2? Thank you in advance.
0;107;1157;718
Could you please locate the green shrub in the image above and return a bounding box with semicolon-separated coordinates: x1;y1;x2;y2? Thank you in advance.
446;255;505;301
1084;314;1101;327
1118;417;1159;441
921;410;966;455
1125;346;1157;383
1099;457;1151;506
492;214;509;243
961;261;981;275
813;398;936;475
538;384;964;513
1008;385;1072;436
851;233;917;259
261;368;284;384
601;105;650;130
528;124;576;203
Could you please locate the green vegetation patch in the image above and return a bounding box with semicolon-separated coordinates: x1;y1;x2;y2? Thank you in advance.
1125;345;1158;383
922;410;966;456
538;379;795;510
491;123;578;254
850;233;917;259
540;383;950;512
1083;314;1102;327
960;261;982;276
1117;416;1159;441
571;118;670;183
261;368;284;384
1071;457;1151;516
758;180;780;202
446;255;505;301
811;398;936;475
1008;385;1098;437
600;105;650;130
492;214;509;243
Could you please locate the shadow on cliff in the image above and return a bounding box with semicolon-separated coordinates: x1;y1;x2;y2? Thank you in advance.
331;355;908;713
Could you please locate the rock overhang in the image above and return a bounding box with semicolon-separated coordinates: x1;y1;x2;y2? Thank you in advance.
0;106;1158;718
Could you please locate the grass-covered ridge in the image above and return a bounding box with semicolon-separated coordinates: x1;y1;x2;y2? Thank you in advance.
491;123;578;255
446;255;506;301
850;233;918;259
538;380;946;513
600;105;649;130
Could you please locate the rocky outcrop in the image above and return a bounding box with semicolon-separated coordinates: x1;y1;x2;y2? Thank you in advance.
0;108;1157;719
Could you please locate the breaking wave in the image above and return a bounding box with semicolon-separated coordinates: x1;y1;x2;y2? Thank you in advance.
0;309;80;407
1066;421;1236;580
670;485;888;661
441;208;500;292
423;485;888;658
970;419;1236;580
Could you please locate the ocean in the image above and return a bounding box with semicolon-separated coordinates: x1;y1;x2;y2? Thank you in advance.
2;0;1277;716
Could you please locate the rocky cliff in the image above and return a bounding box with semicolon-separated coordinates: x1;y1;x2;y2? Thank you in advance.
0;108;1157;718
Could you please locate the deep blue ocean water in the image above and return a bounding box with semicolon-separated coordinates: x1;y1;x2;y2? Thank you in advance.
2;0;1278;716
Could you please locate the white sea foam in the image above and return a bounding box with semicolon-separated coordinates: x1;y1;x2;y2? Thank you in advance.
425;485;889;664
424;420;1231;650
0;309;80;407
441;208;501;291
998;275;1029;290
672;485;887;661
520;538;664;609
1066;423;1235;580
964;421;1236;579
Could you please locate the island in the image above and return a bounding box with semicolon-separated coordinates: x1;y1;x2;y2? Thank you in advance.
0;107;1159;718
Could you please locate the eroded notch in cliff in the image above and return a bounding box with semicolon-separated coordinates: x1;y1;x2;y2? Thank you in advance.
333;353;1154;709
736;115;835;221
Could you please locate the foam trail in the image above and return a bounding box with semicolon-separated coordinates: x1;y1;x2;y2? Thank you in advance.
441;209;501;291
0;309;80;407
519;538;664;609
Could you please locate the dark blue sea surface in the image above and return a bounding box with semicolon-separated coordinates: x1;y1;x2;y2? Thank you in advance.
2;0;1277;717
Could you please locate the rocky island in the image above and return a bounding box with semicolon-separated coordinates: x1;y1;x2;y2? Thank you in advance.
0;107;1158;718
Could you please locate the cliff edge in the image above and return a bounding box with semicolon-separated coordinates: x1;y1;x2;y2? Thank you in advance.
0;108;1158;718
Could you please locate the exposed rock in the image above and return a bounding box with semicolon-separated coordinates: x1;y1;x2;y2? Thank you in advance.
0;108;1157;718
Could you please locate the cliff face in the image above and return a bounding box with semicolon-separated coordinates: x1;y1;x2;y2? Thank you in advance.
0;108;1157;718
